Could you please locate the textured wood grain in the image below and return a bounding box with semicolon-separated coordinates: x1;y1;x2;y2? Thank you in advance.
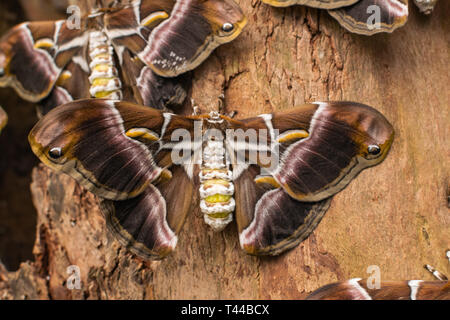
0;1;449;299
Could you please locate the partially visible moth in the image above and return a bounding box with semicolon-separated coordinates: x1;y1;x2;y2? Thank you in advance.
0;106;7;134
29;99;394;259
306;250;450;300
0;0;247;114
261;0;359;9
261;0;409;35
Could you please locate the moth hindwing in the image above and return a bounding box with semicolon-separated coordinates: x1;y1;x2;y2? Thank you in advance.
29;99;394;259
261;0;409;35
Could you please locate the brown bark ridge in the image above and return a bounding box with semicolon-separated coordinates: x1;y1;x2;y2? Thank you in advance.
0;1;449;299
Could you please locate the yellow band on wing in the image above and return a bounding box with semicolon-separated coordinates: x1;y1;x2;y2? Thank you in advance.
141;11;169;28
254;176;281;189
56;71;72;86
277;130;309;143
126;128;159;141
34;38;54;49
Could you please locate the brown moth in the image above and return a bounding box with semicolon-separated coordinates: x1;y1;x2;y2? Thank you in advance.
328;0;408;35
0;0;246;114
307;251;450;300
29;99;394;260
261;0;409;35
260;0;359;9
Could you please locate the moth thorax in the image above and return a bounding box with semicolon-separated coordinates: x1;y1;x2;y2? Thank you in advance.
88;31;122;99
199;138;235;232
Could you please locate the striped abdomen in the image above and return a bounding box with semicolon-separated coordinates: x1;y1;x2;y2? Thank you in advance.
199;138;235;231
88;31;122;99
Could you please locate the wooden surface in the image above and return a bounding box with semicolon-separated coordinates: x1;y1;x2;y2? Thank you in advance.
0;1;449;299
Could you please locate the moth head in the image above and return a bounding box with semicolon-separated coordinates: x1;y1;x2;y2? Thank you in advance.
202;0;247;42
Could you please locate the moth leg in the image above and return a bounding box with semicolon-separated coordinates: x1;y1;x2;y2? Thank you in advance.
423;250;450;281
190;98;206;116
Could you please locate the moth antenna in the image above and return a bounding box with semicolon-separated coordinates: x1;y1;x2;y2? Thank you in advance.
216;93;237;118
228;110;238;119
191;98;201;115
424;264;448;281
218;93;225;113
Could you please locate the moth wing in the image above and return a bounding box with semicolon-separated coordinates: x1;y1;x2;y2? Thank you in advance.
0;20;87;102
239;188;332;256
230;161;330;255
269;102;394;202
101;184;176;260
38;46;91;115
29;99;197;200
117;48;190;110
260;0;359;9
306;279;450;300
227;116;330;256
230;101;393;255
328;0;409;35
105;0;247;77
0;106;7;134
101;164;195;260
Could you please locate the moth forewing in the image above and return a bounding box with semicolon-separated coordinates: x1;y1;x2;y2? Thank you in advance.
328;0;409;36
272;102;394;202
139;0;247;77
260;0;359;9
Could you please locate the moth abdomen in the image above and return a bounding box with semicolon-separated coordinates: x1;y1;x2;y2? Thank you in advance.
88;31;122;99
199;138;235;231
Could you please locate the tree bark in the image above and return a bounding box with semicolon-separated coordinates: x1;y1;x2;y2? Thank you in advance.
0;1;449;299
